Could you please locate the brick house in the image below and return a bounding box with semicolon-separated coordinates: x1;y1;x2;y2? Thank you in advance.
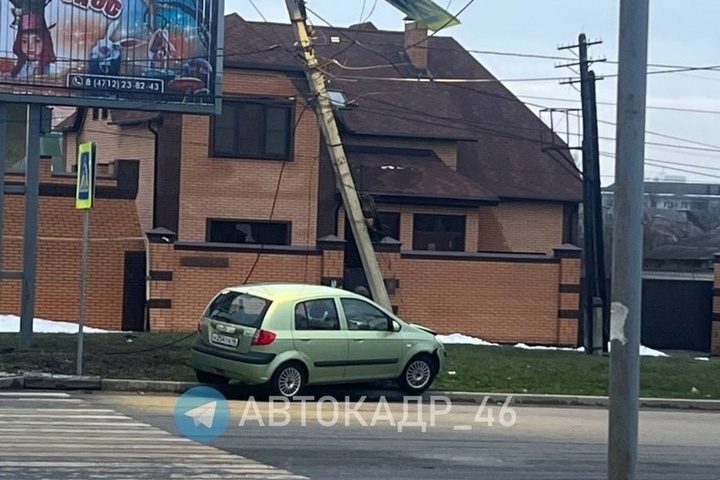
12;14;596;346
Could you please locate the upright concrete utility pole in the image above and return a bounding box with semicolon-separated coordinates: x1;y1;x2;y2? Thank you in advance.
558;35;607;355
20;104;43;347
608;0;650;478
284;0;392;310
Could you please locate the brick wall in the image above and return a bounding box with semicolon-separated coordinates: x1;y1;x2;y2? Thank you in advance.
1;158;144;331
477;201;565;254
64;110;156;233
392;254;560;343
178;70;320;245
146;241;323;332
147;234;580;346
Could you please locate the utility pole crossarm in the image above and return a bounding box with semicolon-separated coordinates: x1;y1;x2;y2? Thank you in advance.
284;0;392;311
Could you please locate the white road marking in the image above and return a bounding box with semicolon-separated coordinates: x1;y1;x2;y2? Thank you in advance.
0;413;133;419
0;420;149;426
0;392;71;398
0;393;311;479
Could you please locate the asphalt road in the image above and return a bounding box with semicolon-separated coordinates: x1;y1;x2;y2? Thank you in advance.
2;390;720;479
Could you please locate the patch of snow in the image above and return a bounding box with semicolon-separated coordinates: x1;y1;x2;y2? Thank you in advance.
514;343;584;352
606;341;670;357
0;315;114;334
639;345;669;357
695;357;710;362
437;333;499;346
438;332;672;357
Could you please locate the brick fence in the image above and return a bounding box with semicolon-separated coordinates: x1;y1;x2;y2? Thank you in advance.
146;229;582;346
0;157;144;331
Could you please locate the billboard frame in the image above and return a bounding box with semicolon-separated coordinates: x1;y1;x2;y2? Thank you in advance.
0;0;225;116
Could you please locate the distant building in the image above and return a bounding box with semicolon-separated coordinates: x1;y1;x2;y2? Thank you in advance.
603;181;720;217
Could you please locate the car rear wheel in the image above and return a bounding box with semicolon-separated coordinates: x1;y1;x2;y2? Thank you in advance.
398;354;435;394
269;362;306;399
194;369;230;385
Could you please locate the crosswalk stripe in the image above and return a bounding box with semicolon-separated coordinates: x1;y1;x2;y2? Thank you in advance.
0;394;311;479
4;397;85;403
24;408;117;412
0;421;150;427
0;392;71;398
0;413;132;418
5;435;191;442
0;428;177;435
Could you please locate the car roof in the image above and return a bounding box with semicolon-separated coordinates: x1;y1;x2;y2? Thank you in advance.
220;283;364;303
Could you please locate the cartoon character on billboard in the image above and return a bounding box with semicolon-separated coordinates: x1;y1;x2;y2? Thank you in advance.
168;57;211;102
88;20;144;76
7;0;57;78
147;26;175;71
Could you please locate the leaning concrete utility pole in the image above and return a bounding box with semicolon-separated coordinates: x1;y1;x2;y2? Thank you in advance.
284;0;392;310
608;0;650;478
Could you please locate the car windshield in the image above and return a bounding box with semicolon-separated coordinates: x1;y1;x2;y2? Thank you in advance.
203;290;271;328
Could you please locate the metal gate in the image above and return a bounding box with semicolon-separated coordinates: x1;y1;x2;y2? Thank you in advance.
641;278;713;353
122;251;147;332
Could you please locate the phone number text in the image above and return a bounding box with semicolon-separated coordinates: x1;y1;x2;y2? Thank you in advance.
68;74;164;94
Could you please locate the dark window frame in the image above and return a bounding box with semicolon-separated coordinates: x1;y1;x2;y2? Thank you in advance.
209;97;295;161
412;213;466;252
205;218;292;246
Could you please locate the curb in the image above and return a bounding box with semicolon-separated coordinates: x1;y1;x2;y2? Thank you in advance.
0;373;102;391
435;391;720;411
2;376;720;411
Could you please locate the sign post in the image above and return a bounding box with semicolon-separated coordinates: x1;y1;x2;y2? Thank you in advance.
75;141;96;376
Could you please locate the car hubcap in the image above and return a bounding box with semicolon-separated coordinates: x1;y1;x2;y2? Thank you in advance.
406;361;431;389
278;367;302;396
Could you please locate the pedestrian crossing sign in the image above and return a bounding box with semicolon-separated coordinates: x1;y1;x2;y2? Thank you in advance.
75;142;97;209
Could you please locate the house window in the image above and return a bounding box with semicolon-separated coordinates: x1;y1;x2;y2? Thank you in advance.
207;219;291;245
211;99;293;160
378;212;401;240
412;213;465;251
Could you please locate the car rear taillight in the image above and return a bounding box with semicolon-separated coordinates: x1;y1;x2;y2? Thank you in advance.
252;329;276;346
197;319;203;333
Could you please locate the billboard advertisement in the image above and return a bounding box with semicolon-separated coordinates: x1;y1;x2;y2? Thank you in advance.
0;0;223;113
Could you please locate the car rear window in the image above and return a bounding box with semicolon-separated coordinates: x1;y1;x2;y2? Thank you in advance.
204;291;271;328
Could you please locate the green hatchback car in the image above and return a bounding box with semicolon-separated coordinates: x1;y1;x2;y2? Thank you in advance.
190;283;446;398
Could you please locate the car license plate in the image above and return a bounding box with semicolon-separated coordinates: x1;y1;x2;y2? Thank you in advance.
211;332;239;347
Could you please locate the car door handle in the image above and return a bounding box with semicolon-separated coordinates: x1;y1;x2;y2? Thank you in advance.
299;339;311;342
353;339;364;343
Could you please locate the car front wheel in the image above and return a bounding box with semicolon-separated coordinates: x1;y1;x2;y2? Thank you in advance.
398;354;436;394
269;362;306;399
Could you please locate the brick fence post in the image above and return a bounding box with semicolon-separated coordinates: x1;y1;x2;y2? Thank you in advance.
145;228;177;332
554;244;582;347
317;235;345;288
713;253;720;356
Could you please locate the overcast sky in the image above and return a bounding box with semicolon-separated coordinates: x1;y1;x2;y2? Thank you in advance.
224;1;720;186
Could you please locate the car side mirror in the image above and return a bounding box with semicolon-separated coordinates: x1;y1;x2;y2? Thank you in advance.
391;320;401;332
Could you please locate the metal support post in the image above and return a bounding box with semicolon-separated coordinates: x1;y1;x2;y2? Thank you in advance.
0;103;6;305
608;0;650;478
20;104;42;347
284;0;392;310
77;208;89;375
